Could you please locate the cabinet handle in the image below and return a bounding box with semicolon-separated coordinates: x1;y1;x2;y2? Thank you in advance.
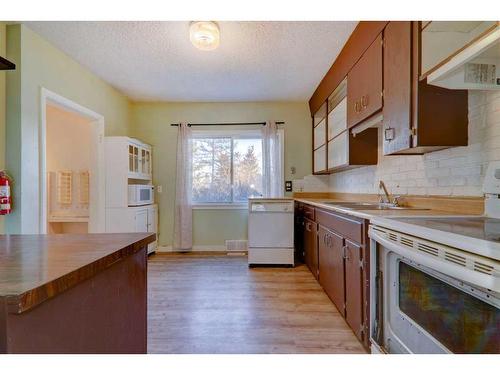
306;222;312;232
361;95;368;109
342;245;349;260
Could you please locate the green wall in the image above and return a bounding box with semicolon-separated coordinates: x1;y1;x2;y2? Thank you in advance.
0;22;6;233
131;101;311;247
5;24;132;234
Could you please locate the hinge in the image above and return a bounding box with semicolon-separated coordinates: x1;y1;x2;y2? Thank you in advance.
380;89;384;98
410;128;417;136
359;259;364;269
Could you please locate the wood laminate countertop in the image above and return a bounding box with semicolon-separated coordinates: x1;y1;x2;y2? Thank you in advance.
0;233;156;314
294;198;478;220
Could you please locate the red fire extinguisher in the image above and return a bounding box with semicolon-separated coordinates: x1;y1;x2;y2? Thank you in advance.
0;170;12;215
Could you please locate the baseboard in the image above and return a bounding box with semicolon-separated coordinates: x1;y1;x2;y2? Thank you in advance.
157;245;246;253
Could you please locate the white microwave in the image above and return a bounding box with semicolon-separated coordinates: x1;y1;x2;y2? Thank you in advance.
128;184;154;206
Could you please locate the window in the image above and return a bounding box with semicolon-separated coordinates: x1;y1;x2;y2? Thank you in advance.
192;130;265;205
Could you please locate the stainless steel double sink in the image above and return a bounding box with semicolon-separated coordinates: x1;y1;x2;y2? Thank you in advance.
321;201;429;211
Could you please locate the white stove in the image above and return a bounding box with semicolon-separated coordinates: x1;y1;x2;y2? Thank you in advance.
368;161;500;354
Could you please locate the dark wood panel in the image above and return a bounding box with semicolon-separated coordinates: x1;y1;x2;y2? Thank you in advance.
315;209;364;245
344;240;364;342
318;226;345;315
294;202;305;264
347;33;383;128
348;128;378;166
383;21;412;155
416;80;468;147
2;248;147;353
0;233;156;313
309;21;389;115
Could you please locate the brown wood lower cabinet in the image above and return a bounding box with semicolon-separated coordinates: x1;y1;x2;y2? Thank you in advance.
295;204;370;350
304;217;318;280
344;239;364;339
318;226;345;315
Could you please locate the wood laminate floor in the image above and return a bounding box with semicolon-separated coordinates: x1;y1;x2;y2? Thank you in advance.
147;253;367;354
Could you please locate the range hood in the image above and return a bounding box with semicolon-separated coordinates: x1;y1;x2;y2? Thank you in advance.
424;22;500;90
0;55;15;70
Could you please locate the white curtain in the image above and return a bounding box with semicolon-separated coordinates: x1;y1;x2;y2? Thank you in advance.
262;121;284;198
173;122;193;250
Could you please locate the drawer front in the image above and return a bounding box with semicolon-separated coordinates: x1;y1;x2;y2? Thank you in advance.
303;204;315;220
316;209;364;244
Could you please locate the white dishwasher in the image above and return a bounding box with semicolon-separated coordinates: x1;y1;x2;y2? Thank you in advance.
248;198;294;267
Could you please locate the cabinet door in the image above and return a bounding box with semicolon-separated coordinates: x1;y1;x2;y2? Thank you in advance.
327;132;348;170
318;226;345;315
347;33;383;128
313;119;326;150
147;206;157;233
304;218;318;279
313;145;327;173
328;97;347;141
383;21;412;155
344;239;364;342
134;209;148;232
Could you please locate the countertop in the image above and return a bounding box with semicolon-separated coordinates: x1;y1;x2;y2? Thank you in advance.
0;233;156;313
294;198;468;220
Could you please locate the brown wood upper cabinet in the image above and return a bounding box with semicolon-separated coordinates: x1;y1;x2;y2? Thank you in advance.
382;21;468;155
347;33;383;129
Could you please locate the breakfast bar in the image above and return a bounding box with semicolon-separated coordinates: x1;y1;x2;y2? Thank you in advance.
0;233;155;354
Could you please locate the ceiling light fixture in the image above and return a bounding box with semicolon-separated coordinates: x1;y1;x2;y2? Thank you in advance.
189;21;220;51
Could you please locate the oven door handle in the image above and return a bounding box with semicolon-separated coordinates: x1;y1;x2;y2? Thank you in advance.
369;229;500;293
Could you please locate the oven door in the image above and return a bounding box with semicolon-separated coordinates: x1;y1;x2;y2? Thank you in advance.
370;227;500;354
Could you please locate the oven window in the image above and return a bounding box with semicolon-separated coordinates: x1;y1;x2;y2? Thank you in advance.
140;188;150;201
398;261;500;353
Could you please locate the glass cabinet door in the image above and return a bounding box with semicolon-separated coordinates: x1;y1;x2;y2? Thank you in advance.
128;145;134;173
312;102;327;173
133;146;139;173
145;150;151;175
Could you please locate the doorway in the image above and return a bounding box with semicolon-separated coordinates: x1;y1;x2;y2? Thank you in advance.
40;88;105;234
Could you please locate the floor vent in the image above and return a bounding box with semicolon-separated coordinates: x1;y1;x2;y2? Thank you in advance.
226;240;248;252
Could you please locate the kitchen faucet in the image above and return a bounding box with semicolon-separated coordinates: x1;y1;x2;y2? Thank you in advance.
378;180;400;206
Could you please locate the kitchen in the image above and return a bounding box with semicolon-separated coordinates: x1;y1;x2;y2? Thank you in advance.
0;1;500;372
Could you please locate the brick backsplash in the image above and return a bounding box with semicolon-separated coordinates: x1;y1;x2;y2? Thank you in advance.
294;90;500;197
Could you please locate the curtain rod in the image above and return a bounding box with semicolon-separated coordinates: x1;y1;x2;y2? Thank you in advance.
170;121;285;127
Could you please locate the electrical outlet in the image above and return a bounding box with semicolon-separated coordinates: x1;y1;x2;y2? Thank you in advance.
156;185;163;193
285;181;293;192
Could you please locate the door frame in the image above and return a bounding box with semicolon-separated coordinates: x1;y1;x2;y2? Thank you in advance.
39;88;105;234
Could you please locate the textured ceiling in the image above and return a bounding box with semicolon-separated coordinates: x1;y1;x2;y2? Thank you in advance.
25;21;358;102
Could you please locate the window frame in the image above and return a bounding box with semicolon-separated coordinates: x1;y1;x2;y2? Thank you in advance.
191;127;284;209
